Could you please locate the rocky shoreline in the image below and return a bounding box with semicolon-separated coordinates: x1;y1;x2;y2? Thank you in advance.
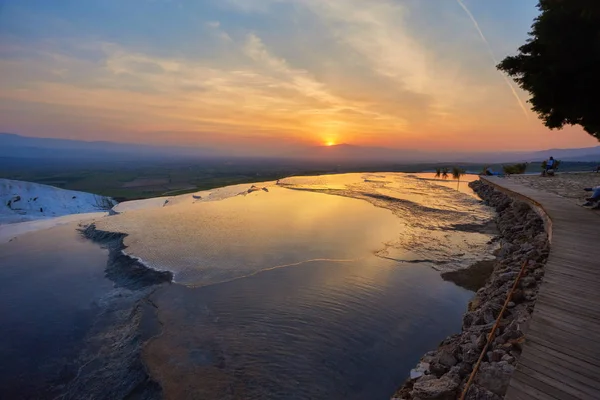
53;224;171;400
392;179;550;400
81;224;173;289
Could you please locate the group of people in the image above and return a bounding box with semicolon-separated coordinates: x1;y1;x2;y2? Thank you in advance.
482;156;600;209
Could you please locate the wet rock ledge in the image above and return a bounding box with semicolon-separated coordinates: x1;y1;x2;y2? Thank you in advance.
81;224;173;290
52;224;171;400
392;179;550;400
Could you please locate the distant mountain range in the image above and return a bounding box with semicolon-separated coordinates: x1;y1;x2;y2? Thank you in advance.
286;143;600;164
2;132;600;164
519;146;600;162
0;132;219;161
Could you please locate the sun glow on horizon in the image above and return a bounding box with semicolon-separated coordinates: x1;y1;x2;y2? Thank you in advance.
1;0;599;153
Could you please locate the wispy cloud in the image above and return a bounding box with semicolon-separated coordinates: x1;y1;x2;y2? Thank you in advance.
225;0;507;127
3;0;596;151
0;32;412;148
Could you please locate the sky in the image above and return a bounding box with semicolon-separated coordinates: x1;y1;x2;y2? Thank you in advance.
0;0;598;156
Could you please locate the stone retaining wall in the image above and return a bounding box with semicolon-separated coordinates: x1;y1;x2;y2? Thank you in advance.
392;180;550;400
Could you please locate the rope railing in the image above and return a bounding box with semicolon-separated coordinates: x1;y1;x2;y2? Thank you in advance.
459;260;529;400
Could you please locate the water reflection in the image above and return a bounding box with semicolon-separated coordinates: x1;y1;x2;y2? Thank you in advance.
97;173;495;284
144;258;473;400
0;172;496;399
97;186;404;285
279;173;496;270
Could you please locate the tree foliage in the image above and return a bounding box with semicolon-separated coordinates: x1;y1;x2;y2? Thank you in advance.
441;167;449;180
451;166;466;189
502;163;528;175
451;166;465;181
497;0;600;140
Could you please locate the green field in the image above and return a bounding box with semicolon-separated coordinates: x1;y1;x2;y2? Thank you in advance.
2;158;598;201
0;159;335;201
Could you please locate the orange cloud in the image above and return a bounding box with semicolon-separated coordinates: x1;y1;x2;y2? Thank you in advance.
0;0;597;152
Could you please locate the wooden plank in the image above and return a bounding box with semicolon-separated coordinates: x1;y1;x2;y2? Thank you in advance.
551;224;600;233
529;312;600;342
511;370;577;400
547;251;600;265
540;280;600;300
506;379;559;400
519;349;600;393
525;322;600;364
549;260;600;271
537;291;600;314
533;296;600;323
525;330;600;368
546;257;600;270
524;340;600;378
523;343;600;382
546;260;600;274
538;266;600;285
515;364;598;400
527;323;600;356
534;305;600;333
541;279;600;298
541;274;600;290
543;272;599;286
540;275;600;291
550;244;600;255
540;279;600;299
537;291;600;311
544;262;600;278
553;218;597;225
552;227;600;237
552;234;592;242
550;247;600;260
552;234;598;242
536;293;600;316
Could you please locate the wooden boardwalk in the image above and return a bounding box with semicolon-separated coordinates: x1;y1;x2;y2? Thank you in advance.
481;176;600;400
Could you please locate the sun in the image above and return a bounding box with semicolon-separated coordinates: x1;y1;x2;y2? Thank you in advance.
325;141;335;146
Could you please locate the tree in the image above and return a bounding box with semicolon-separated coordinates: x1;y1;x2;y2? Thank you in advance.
441;167;449;180
452;166;465;189
502;163;528;175
434;167;442;178
497;1;600;140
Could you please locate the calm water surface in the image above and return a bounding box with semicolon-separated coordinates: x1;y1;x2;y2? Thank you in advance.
1;173;494;399
97;185;404;285
0;225;114;399
145;258;473;399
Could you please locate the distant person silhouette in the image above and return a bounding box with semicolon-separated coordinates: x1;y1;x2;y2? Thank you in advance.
484;167;501;176
546;156;555;172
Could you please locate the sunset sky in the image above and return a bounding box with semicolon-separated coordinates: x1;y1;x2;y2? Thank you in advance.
0;0;598;155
